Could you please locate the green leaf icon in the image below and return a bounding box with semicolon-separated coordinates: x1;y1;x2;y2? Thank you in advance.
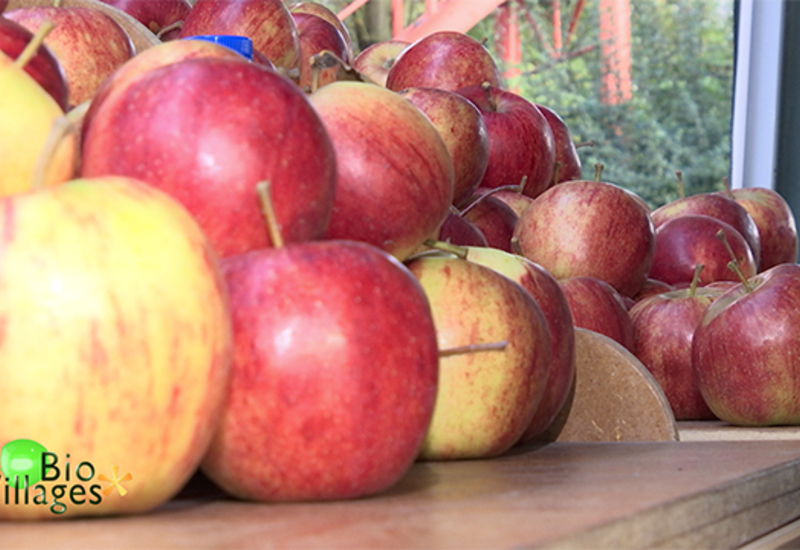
1;439;47;488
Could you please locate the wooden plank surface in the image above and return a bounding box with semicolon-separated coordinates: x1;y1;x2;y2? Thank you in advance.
3;440;800;549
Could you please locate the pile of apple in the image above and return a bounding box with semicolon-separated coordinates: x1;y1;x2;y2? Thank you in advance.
1;0;799;519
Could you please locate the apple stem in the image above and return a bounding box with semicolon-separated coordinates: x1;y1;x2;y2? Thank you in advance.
13;19;56;70
439;340;508;358
33;116;74;190
255;181;285;248
675;170;685;199
688;263;704;296
423;239;469;259
156;20;183;40
480;81;497;110
458;184;524;217
594;163;604;181
551;161;562;187
575;139;596;149
719;176;736;199
716;229;752;292
510;236;523;256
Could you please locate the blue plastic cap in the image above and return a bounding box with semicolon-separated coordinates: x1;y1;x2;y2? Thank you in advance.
183;35;254;61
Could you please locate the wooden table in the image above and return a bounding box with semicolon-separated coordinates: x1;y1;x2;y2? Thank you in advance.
4;427;800;549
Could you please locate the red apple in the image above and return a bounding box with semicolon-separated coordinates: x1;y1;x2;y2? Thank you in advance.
633;278;676;303
202;240;439;501
405;253;551;459
0;15;68;110
178;0;300;75
559;276;635;351
98;0;191;40
309;81;454;261
437;211;489;248
289;1;353;62
649;214;757;287
514;180;656;298
481;188;535;218
399;86;489;207
725;187;798;270
80;56;336;258
651;192;762;271
460;195;518;253
629;283;723;420
456;83;555;200
537;103;582;185
693;263;800;425
385;30;503;93
5;5;135;108
292;11;349;91
352;39;408;87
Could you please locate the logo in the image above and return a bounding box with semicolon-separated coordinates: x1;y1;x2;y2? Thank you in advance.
0;438;132;515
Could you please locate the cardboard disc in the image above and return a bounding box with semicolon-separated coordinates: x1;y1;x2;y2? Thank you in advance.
543;328;679;442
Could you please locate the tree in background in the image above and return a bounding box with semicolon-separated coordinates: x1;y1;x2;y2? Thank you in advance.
322;0;734;209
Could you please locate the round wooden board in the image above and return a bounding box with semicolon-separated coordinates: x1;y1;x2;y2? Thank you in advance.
5;0;161;54
542;328;679;442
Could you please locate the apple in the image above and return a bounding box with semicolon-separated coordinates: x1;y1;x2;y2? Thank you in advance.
288;1;353;63
291;11;350;91
5;5;135;108
559;276;635;351
437;211;489;247
629;278;722;420
460;194;518;253
451;246;576;443
537;103;582;185
0;16;68;110
651;192;762;271
399;86;489;207
178;0;300;76
724;187;798;270
514;180;656;298
633;278;675;303
309;80;454;261
693;263;800;425
405;253;551;460
352;39;408;87
648;214;757;287
455;83;556;200
202;240;439;501
98;0;191;40
0;176;232;519
81;56;337;258
0;49;77;197
478;187;535;217
385;30;503;93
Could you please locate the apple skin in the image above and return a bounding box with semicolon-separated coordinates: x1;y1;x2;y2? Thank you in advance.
461;195;518;253
0;176;232;519
725;187;799;270
0;50;77;197
98;0;191;39
480;188;535;218
514;180;656;298
633;278;676;303
406;254;551;460
457;247;576;443
693;263;800;425
310;81;454;261
649;214;757;287
5;6;135;108
80;56;336;258
202;240;439;501
385;30;503;93
178;0;300;74
437;211;489;247
292;11;349;91
352;39;408;87
399;86;489;207
651;192;762;271
0;16;69;110
629;287;723;420
537;103;582;185
456;83;556;200
288;1;354;63
559;276;635;352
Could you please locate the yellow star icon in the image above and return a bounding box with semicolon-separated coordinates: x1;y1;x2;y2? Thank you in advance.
98;465;133;497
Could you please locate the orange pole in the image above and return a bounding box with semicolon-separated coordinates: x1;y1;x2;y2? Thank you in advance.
599;0;632;104
495;2;521;83
338;0;371;21
392;0;405;37
552;0;562;52
395;0;506;42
